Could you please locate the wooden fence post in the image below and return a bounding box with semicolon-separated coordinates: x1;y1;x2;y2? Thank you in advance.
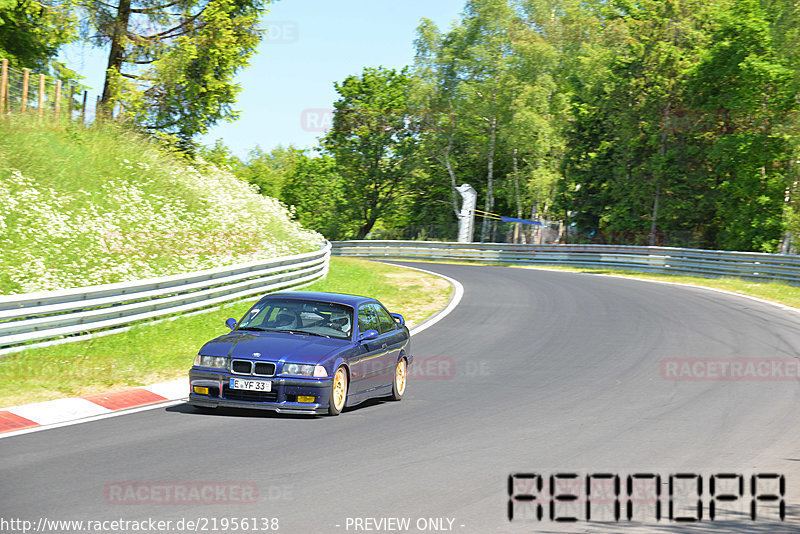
21;68;29;114
0;59;7;114
54;79;62;118
68;84;74;119
81;90;87;124
38;74;45;121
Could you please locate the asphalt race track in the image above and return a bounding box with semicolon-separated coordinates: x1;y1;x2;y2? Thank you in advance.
3;262;800;534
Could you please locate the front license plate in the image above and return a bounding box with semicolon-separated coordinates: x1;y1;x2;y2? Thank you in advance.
230;378;272;392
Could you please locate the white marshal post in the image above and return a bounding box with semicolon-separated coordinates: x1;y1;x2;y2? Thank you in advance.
456;183;477;243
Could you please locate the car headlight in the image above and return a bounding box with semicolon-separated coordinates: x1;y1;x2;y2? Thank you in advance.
282;363;328;377
193;354;229;369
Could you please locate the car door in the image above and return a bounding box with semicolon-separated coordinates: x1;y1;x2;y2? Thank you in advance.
349;303;386;394
369;303;406;388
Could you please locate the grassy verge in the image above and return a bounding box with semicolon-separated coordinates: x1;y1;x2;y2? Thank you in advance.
0;257;451;408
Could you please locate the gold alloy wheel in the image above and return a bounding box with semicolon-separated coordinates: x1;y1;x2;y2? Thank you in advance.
332;367;347;412
395;359;407;396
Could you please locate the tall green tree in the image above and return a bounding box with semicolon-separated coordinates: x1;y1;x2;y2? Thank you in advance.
237;145;300;200
80;0;266;143
281;152;354;240
688;0;795;251
0;0;77;72
560;0;718;246
322;66;420;239
765;0;800;253
415;0;520;242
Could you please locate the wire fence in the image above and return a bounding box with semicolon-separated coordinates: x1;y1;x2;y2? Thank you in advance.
0;59;102;124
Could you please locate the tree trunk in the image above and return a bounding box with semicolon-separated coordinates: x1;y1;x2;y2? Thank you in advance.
649;185;660;246
781;158;798;254
100;0;133;116
438;131;461;219
443;101;461;219
649;101;670;246
356;218;377;240
480;114;497;243
512;149;522;243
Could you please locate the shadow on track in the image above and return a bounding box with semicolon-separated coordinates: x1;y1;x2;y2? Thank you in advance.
166;397;393;419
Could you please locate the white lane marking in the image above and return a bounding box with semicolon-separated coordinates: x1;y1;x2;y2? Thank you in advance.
8;397;111;425
0;400;186;439
143;378;189;399
521;265;800;318
382;263;465;337
0;266;466;439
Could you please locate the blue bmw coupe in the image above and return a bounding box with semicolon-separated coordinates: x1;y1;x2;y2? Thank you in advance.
189;291;412;415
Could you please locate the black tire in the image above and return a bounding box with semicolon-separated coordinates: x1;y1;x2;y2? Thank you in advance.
329;365;348;415
390;358;407;401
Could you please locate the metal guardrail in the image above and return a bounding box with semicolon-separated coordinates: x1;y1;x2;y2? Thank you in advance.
0;242;331;353
332;240;800;285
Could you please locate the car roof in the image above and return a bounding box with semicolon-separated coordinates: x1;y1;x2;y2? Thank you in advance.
263;291;377;308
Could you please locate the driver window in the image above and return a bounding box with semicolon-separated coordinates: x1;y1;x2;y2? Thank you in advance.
358;304;379;334
372;304;397;334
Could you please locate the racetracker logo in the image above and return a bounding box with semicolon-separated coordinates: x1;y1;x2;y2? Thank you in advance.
406;356;490;380
660;358;800;381
300;108;334;132
104;482;258;505
262;21;299;43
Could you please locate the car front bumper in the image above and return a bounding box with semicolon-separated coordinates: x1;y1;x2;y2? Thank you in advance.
189;368;332;415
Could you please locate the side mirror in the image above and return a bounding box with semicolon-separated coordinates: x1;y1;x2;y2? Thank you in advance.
390;313;405;326
225;318;238;330
358;329;379;342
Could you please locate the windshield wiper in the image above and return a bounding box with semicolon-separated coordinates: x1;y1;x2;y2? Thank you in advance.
237;326;267;331
279;329;330;338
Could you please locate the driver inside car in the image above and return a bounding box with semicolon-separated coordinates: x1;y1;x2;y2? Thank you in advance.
330;313;351;336
273;310;297;329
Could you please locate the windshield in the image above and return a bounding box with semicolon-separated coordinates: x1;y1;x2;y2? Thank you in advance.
237;298;353;340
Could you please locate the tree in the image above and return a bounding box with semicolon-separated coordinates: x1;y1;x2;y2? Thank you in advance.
0;0;77;72
560;0;718;246
237;145;300;200
196;138;243;169
322;66;420;239
417;0;519;242
80;0;266;143
281;153;354;240
764;0;800;253
688;0;795;251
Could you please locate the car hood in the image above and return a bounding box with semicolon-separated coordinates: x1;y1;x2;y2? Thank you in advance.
198;331;351;364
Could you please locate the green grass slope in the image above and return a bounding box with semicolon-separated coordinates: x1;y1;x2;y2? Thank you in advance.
0;117;322;294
